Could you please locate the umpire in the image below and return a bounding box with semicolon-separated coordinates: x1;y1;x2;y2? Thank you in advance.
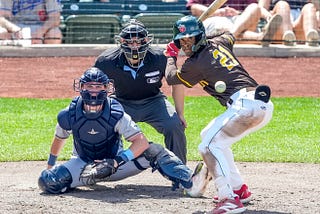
94;19;187;163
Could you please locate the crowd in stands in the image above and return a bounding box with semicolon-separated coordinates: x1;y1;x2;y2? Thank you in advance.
187;0;283;46
260;0;319;46
0;0;319;46
0;0;62;44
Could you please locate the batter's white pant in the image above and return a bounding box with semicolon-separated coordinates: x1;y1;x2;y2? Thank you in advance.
198;88;274;198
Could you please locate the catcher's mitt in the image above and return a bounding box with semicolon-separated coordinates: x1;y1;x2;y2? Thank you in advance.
80;159;117;185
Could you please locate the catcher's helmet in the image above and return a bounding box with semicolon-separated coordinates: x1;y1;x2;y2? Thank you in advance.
74;67;114;108
115;19;154;68
173;15;206;53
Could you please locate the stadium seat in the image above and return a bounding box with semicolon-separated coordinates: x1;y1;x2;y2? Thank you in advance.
61;1;126;19
64;14;121;44
124;0;189;16
133;13;185;44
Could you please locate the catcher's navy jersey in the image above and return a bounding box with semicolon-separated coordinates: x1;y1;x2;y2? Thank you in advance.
57;96;124;162
94;47;167;100
166;32;258;106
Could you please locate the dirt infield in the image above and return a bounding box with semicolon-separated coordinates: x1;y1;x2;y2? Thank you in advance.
0;56;320;213
1;56;319;98
1;161;319;214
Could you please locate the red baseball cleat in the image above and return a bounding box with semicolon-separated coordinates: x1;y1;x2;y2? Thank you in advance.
213;184;252;204
210;197;246;214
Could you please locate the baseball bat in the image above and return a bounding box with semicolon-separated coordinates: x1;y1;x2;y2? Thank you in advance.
198;0;228;22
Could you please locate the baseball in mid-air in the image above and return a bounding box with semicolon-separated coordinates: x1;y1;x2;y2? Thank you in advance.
214;81;226;93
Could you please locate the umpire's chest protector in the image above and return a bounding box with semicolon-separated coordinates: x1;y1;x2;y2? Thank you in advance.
58;97;124;162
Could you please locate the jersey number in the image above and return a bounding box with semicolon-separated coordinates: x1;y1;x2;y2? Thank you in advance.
212;46;239;71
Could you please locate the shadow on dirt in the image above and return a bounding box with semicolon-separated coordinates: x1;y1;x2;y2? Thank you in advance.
42;184;189;203
244;211;290;214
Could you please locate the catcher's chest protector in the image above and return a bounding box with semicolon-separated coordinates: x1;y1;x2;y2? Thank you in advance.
61;97;124;162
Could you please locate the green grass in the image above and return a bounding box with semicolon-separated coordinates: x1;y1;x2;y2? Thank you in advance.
0;97;319;163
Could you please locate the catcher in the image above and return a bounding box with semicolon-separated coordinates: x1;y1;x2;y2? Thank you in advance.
38;67;211;195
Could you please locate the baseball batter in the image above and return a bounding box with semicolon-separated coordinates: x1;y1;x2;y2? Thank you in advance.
38;67;210;196
165;15;274;214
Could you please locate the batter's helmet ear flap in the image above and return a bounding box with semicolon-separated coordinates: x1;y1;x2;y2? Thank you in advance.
174;40;181;49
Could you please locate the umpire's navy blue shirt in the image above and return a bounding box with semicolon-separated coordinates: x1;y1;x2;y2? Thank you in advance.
95;47;167;100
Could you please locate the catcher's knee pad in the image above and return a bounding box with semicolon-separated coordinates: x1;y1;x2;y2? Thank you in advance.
143;142;167;162
38;165;72;194
143;142;193;190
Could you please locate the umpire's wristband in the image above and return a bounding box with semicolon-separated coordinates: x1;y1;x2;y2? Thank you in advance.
47;154;57;166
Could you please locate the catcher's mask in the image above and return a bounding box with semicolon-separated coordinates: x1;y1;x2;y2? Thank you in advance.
74;67;114;112
115;19;154;68
173;15;206;55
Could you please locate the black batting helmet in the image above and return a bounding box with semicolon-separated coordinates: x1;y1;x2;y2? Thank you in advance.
173;15;206;53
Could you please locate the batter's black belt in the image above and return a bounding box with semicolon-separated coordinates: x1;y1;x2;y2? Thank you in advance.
227;86;257;105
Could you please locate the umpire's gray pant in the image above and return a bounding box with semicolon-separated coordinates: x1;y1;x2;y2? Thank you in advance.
115;93;187;163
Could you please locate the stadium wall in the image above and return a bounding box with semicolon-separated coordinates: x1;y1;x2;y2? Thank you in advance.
1;44;320;58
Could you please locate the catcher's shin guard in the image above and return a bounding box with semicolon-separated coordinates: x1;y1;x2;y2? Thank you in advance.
143;142;193;190
184;162;212;197
38;165;72;194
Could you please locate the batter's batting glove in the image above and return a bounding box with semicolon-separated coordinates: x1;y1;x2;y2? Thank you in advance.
165;41;180;57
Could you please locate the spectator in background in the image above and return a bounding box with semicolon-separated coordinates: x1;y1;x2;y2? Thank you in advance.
186;0;282;45
260;0;319;46
316;10;320;30
78;0;106;2
0;0;62;44
0;16;22;40
314;0;320;31
78;0;109;2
